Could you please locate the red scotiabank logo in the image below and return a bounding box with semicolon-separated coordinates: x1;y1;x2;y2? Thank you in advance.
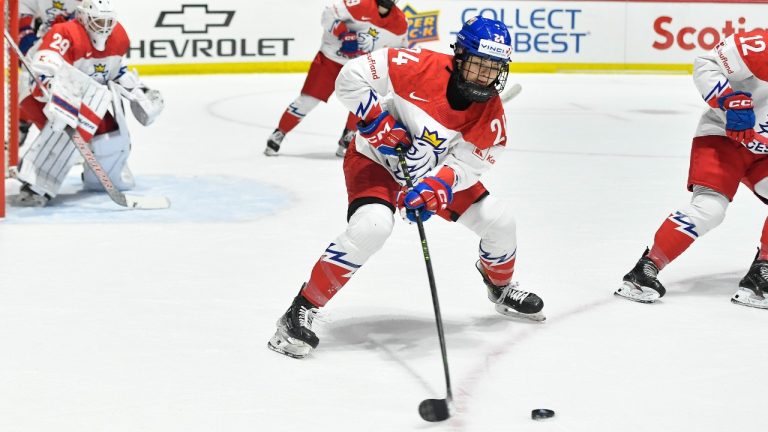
653;16;755;51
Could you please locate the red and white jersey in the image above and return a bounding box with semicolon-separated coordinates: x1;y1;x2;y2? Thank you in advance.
336;47;508;192
694;29;768;154
320;0;408;65
20;0;79;38
30;20;130;88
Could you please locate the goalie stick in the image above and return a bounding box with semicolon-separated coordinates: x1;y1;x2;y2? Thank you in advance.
3;29;170;210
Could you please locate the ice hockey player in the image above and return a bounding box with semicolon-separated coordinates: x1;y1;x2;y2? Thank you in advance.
14;0;164;207
17;0;81;145
268;16;545;359
264;0;408;158
616;29;768;310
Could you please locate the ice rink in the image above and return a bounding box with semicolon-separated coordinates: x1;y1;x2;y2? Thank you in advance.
1;71;767;432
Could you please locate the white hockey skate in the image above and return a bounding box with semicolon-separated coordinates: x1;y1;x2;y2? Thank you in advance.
615;249;665;304
267;288;320;359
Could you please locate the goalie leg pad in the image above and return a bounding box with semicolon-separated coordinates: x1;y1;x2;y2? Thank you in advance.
16;123;81;198
82;128;135;191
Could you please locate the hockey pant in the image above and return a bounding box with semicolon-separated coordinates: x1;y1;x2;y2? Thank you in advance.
648;185;729;269
301;195;518;307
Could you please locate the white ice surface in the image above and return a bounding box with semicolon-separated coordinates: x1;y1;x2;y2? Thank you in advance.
2;73;767;432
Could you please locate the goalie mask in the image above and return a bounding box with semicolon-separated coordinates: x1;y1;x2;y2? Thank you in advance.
450;16;512;103
77;0;118;51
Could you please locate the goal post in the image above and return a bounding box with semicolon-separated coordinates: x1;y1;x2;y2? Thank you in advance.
2;0;20;219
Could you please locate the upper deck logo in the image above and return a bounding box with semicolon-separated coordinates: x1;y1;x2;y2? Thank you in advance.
402;4;439;47
156;4;235;34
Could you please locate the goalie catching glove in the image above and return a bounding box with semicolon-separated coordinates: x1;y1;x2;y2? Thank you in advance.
129;87;164;126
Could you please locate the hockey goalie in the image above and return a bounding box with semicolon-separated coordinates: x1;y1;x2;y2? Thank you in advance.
13;0;164;207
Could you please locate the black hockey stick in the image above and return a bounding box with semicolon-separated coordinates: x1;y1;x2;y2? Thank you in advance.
395;145;452;422
3;29;169;210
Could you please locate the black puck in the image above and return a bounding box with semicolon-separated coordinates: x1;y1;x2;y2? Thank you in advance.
531;408;555;420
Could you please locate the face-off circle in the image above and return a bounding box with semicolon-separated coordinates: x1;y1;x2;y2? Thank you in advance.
531;408;555;420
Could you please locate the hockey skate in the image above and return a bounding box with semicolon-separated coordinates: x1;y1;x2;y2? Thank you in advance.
731;257;768;310
264;129;285;156
615;249;666;303
11;183;50;207
335;128;355;158
267;286;320;359
476;261;545;321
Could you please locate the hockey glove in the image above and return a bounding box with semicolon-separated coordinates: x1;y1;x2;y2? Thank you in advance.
339;32;359;58
404;176;454;219
357;111;411;156
718;91;755;144
396;189;432;223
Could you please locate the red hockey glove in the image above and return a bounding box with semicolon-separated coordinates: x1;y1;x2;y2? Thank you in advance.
404;171;455;216
718;91;755;144
357;111;411;156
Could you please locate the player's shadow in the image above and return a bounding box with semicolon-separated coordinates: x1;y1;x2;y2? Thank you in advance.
669;271;743;298
321;313;535;398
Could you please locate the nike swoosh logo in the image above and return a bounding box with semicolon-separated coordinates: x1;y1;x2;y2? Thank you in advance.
361;16;371;20
85;52;93;58
409;92;429;102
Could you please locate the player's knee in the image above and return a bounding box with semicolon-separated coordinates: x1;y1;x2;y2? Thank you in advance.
688;186;729;233
345;204;394;252
484;204;517;245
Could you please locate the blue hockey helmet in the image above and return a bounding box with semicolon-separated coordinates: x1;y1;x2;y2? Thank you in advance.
451;16;512;102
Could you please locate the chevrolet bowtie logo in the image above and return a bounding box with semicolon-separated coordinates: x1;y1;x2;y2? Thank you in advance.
156;4;234;34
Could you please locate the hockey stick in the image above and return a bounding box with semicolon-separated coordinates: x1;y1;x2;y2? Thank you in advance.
395;146;452;423
3;29;170;210
500;82;522;104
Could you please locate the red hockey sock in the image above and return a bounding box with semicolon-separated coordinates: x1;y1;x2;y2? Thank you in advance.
479;257;516;287
647;214;698;270
301;249;361;307
277;109;303;134
759;218;768;260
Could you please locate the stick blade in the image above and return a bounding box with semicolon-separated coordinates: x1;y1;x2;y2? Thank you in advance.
124;194;171;210
419;398;450;422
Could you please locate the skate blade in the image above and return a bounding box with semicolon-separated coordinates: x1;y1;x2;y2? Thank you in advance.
495;304;546;322
264;147;279;157
731;290;768;310
335;146;347;158
614;282;660;304
267;332;312;359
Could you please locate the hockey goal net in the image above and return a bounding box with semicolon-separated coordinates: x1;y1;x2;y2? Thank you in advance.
2;0;20;218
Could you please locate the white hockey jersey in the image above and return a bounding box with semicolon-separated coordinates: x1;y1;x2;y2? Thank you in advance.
694;29;768;154
336;47;508;192
20;0;79;38
320;0;408;65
